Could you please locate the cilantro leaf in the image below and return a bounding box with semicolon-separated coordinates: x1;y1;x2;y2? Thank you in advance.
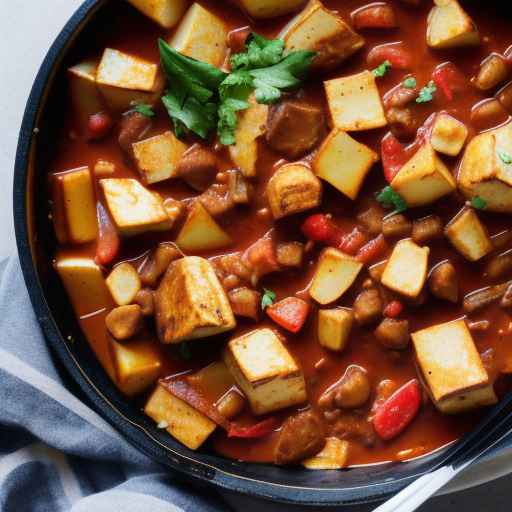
416;81;437;103
498;150;512;164
403;77;417;89
231;33;285;71
471;196;487;210
376;186;408;213
261;288;276;310
134;103;155;117
372;60;391;78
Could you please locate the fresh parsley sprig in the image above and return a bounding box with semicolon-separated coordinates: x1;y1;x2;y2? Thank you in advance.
416;81;437;103
261;288;276;310
471;196;487;210
134;103;156;117
376;186;408;213
372;60;391;78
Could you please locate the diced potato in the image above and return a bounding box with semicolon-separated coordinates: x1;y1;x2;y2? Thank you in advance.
458;122;512;212
94;159;116;176
444;208;493;261
169;3;227;67
427;0;480;50
175;202;232;252
302;438;349;469
229;98;268;178
390;143;456;207
127;0;188;29
239;0;306;19
96;49;163;112
280;0;364;71
324;71;387;131
431;113;468;156
106;262;142;306
145;383;216;449
313;129;378;200
412;319;497;414
68;60;104;127
100;178;173;236
111;338;161;396
155;256;236;343
381;239;429;298
224;328;307;415
310;248;363;305
52;167;98;245
54;254;112;317
132;131;187;184
266;163;322;219
317;308;353;352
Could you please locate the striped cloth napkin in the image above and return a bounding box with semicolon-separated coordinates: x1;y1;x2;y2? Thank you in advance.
0;256;227;511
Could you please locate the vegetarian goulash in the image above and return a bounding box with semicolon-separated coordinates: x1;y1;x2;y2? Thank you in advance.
51;0;512;467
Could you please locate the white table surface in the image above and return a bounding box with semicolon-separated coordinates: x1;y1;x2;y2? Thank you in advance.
2;1;512;510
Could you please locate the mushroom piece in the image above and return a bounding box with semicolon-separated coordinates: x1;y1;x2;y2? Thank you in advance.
429;261;459;303
374;318;410;350
106;305;143;340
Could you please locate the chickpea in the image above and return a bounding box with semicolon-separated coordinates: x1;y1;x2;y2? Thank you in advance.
333;365;371;409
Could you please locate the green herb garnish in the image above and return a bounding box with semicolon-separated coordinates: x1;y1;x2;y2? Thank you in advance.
403;77;417;89
498;150;512;164
376;186;408;213
134;103;156;118
471;196;487;210
372;60;392;78
261;288;276;310
416;81;437;103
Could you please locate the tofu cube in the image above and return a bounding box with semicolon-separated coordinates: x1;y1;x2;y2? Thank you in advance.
445;207;493;261
175;202;232;252
302;438;349;469
266;163;322;219
106;263;142;306
313;129;378;200
223;328;307;415
239;0;306;19
431;113;468;156
127;0;188;29
229;98;268;178
390;143;456;207
155;256;236;344
412;319;497;414
111;338;162;396
280;0;364;71
54;254;112;317
68;60;104;128
96;49;163;112
310;248;363;305
427;0;480;50
100;178;173;236
381;239;429;298
145;383;216;449
132;131;187;184
458;122;512;212
324;71;387;131
317;308;353;352
169;3;227;68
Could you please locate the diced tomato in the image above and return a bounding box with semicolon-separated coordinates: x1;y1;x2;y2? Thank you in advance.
301;214;334;243
227;26;251;54
95;202;120;266
356;234;388;264
432;62;466;102
228;418;279;439
88;112;113;140
339;228;368;255
384;300;403;318
381;133;409;183
373;379;422;441
243;237;280;280
367;43;412;70
352;4;397;30
267;297;310;333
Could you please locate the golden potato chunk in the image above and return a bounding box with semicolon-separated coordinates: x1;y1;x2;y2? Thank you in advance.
266;163;322;219
145;384;216;449
106;263;142;306
390;143;456;207
169;3;227;67
239;0;306;19
281;0;364;71
302;438;349;469
324;71;387;131
100;179;173;236
381;239;429;298
317;308;353;352
68;60;103;128
427;0;479;50
313;129;378;200
155;256;236;344
431;113;468;156
224;328;306;415
310;248;363;305
127;0;188;29
445;208;493;261
132;131;187;184
412;319;496;414
106;305;143;341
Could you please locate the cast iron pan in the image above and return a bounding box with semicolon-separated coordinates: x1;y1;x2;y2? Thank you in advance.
13;0;512;506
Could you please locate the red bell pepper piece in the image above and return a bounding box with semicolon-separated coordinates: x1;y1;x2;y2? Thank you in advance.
383;300;404;318
432;62;466;102
352;4;397;30
367;43;412;70
373;379;422;441
266;297;310;333
95;202;120;266
356;234;388;264
228;417;279;439
381;133;409;183
339;228;368;255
